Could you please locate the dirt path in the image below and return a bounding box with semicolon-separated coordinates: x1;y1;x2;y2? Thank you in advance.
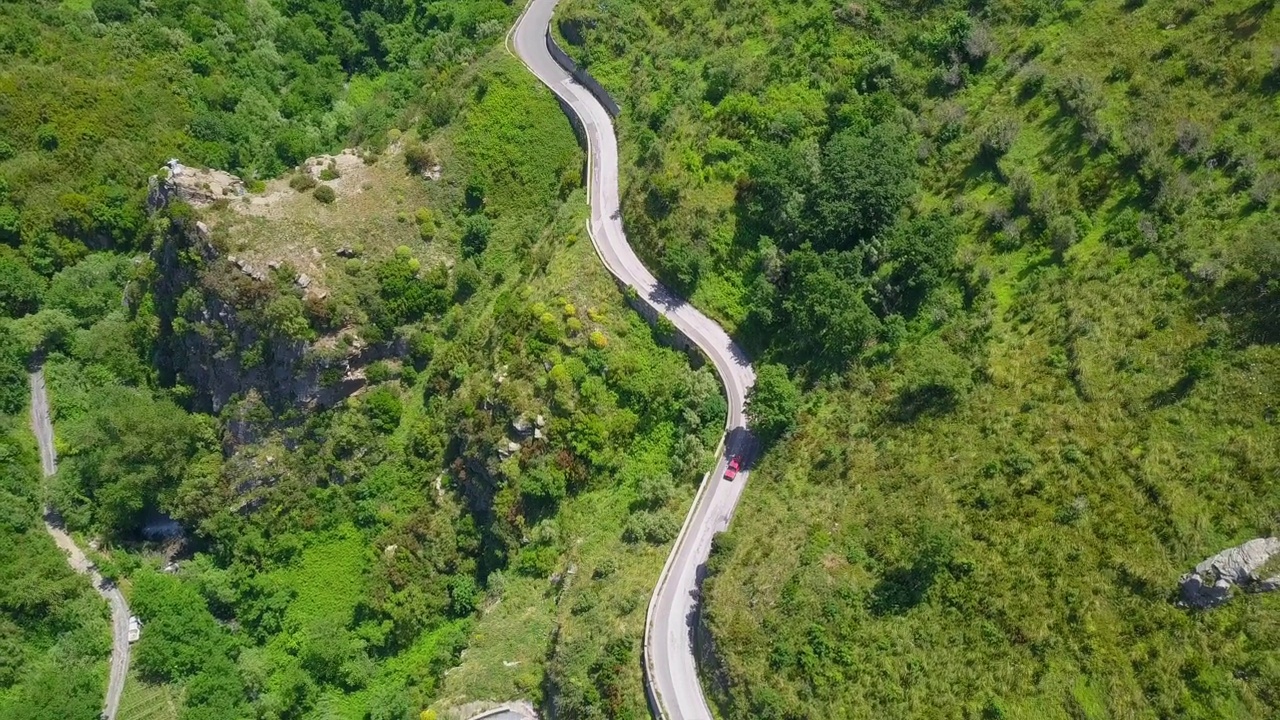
30;369;132;720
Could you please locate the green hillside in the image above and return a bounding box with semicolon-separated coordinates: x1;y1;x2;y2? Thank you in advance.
0;2;712;718
555;0;1280;717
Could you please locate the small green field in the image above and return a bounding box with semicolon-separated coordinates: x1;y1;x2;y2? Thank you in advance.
269;524;367;633
117;672;181;720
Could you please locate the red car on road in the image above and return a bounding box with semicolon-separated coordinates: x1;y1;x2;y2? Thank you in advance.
723;456;741;481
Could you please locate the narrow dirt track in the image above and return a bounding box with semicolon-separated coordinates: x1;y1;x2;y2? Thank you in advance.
30;370;132;720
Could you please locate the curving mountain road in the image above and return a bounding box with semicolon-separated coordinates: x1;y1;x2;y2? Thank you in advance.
509;4;755;718
30;370;132;720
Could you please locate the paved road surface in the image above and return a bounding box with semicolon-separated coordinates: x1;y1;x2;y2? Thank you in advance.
509;5;756;718
30;370;132;720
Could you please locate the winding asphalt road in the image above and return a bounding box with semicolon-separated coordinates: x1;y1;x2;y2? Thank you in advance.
510;4;756;718
30;370;131;720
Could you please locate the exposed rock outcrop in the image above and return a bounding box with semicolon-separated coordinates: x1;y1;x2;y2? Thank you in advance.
1179;537;1280;609
147;159;245;210
146;163;380;416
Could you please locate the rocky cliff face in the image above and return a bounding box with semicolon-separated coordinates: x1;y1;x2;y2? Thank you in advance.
146;164;375;416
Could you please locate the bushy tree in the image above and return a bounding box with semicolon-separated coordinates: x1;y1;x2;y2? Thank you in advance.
746;363;800;444
0;252;45;318
131;569;231;682
622;510;679;544
91;0;137;23
884;212;959;312
0;326;27;414
44;254;130;327
369;256;449;329
182;655;249;720
663;237;701;293
403;140;438;175
634;472;675;509
744;139;819;246
461;214;492;257
56;387;211;536
810;123;918;250
362;386;403;433
781;249;879;370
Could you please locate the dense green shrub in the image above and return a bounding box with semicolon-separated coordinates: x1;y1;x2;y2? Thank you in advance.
0;252;45;318
131;569;231;683
622;510;679;545
91;0;137;23
43;254;130;327
362;386;403;434
55;386;213;537
0;327;27;414
745;364;799;444
461;214;492;257
810;124;918;251
313;185;336;204
403;140;438;175
290;173;318;192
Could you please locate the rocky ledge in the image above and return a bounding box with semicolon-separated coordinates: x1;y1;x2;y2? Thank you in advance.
1179;537;1280;609
148;158;246;209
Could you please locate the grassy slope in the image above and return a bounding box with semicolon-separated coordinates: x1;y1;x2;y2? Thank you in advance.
556;0;1280;717
433;205;689;715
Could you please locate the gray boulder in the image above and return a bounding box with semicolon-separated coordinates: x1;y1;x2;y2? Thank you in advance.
510;415;534;440
1179;537;1280;609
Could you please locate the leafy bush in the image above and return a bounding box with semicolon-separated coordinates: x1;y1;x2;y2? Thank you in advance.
0;252;46;317
403;140;438;175
43;252;129;325
0;328;27;414
91;0;137;23
131;569;232;683
461;214;492;257
365;361;394;385
634;473;675;509
745;364;800;444
313;185;336;204
290;173;318;192
362;386;403;434
56;385;212;536
810;124;918;251
453;259;483;301
622;510;679;544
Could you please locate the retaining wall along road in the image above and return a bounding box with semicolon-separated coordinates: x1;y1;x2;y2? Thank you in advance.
544;31;621;117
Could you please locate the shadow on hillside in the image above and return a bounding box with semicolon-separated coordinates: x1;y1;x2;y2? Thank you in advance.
868;565;937;616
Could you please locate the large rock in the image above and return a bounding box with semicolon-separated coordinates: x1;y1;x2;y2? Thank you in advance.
148;159;245;211
1179;537;1280;609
